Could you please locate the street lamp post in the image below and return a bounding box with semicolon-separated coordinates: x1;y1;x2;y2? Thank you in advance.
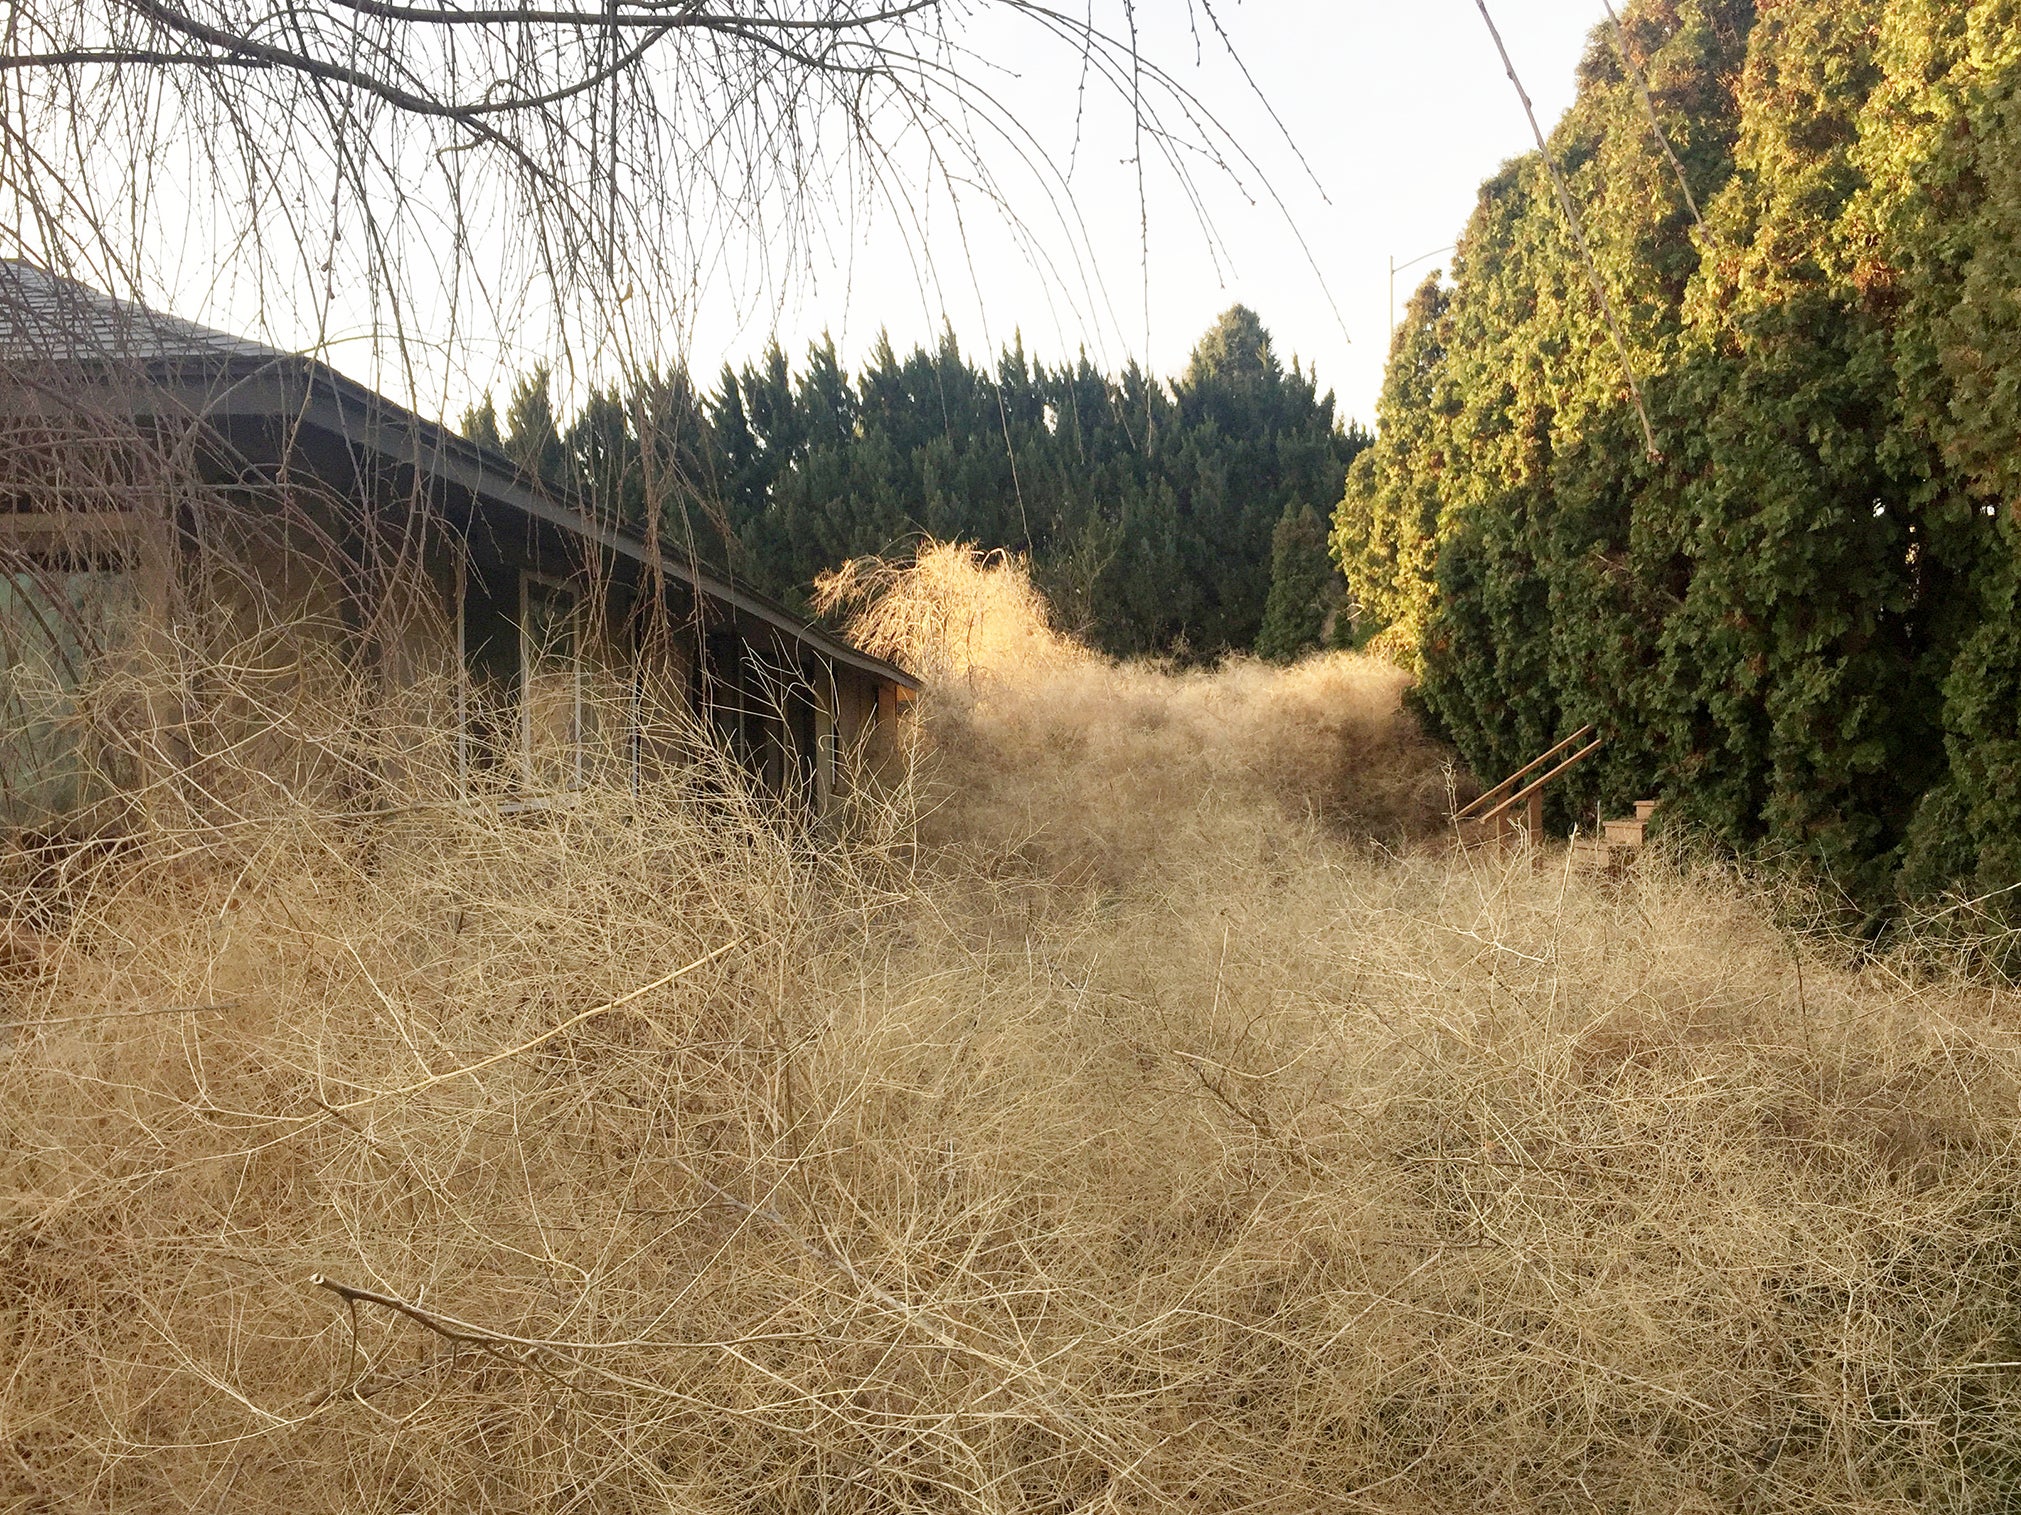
1390;244;1456;332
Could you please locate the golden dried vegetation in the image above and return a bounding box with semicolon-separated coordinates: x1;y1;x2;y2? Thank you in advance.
6;544;2021;1512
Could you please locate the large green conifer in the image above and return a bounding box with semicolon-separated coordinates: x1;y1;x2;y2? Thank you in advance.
469;308;1365;659
1257;504;1338;662
1328;0;2021;912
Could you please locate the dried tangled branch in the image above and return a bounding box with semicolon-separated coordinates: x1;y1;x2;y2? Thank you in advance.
6;607;2021;1509
1;0;1283;411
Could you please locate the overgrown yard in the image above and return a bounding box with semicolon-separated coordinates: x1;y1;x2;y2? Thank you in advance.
7;549;2021;1511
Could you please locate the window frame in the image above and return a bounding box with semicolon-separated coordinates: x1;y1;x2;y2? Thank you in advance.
517;568;585;793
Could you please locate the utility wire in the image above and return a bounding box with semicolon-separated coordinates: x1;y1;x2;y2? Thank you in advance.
1472;0;1661;461
1602;0;1704;230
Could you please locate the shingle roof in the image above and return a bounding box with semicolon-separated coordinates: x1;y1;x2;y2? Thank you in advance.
0;258;920;689
0;259;290;367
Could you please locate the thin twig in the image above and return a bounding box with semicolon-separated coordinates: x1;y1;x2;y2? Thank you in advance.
320;940;740;1111
5;1000;242;1028
1602;1;1704;230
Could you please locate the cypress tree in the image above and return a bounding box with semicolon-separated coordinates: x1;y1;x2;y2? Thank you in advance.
1864;0;2021;915
1328;0;2021;912
1332;275;1450;654
474;310;1364;660
501;366;567;488
1257;504;1339;662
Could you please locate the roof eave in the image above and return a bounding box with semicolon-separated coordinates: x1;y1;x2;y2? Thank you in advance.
56;348;922;691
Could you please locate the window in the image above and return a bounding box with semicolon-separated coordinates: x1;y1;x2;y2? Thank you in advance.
520;574;583;791
0;564;137;826
456;564;585;796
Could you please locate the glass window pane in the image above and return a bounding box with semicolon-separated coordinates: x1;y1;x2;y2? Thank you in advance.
521;578;581;790
0;567;137;826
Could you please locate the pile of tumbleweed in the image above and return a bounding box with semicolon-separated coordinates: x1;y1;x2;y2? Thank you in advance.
7;547;2021;1512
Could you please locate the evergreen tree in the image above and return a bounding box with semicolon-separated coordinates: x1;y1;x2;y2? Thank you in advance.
501;366;567;488
1256;504;1338;662
1328;0;2021;914
1863;0;2021;916
460;394;502;450
1333;276;1450;656
469;309;1366;660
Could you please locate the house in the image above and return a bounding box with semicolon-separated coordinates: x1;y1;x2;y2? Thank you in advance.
0;260;919;829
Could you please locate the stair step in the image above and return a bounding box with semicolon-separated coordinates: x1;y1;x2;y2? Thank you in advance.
1634;799;1660;822
1451;730;1607;858
1567;835;1636;875
1457;816;1543;849
1602;817;1646;847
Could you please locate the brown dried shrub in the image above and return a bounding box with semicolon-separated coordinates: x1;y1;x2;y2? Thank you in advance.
5;548;2021;1512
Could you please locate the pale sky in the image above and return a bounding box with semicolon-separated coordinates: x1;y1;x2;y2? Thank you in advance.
121;0;1613;430
689;0;1611;427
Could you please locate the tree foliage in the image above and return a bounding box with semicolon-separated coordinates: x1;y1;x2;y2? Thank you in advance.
1257;505;1340;663
474;307;1368;660
1332;0;2021;915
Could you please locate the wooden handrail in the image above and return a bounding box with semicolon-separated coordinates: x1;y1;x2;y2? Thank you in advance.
1455;724;1596;822
1471;736;1605;826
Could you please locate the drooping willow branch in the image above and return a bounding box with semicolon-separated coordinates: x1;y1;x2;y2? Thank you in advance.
0;0;1294;342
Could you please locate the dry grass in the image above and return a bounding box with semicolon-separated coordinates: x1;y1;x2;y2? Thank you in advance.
7;545;2021;1512
819;543;1452;879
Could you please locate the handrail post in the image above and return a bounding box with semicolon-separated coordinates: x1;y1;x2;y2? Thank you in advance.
1458;731;1606;858
1455;724;1595;823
